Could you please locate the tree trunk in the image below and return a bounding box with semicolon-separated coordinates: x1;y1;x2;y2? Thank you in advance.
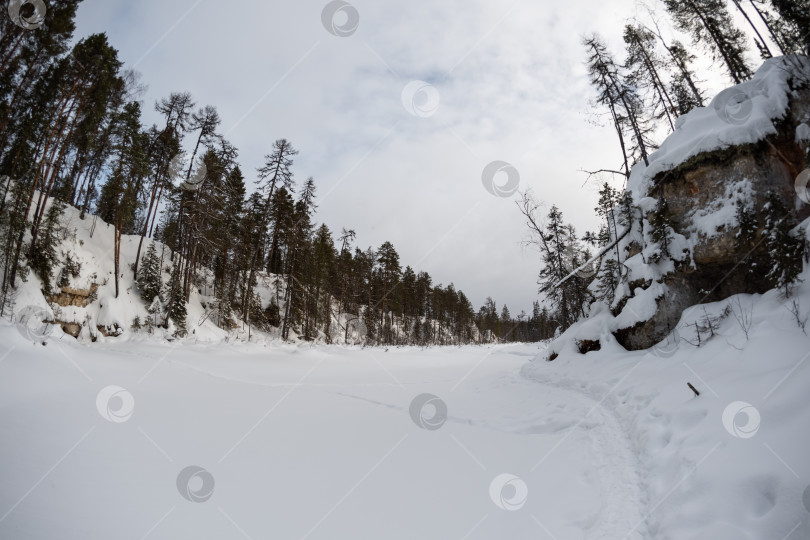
731;0;772;57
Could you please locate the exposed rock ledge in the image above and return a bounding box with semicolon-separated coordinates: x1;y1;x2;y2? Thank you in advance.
614;61;810;351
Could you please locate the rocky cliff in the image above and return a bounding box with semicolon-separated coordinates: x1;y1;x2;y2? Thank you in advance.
615;57;810;350
549;56;810;356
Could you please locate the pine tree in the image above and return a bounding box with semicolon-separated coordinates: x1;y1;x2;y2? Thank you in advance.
244;139;298;323
584;34;652;178
624;24;677;130
133;92;192;278
281;178;316;340
645;18;705;114
663;0;753;84
97;101;150;298
377;241;401;342
767;0;810;54
730;0;773;58
668;41;706;115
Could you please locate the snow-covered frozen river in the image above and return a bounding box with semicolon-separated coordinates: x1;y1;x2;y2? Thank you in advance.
2;320;809;539
1;336;650;539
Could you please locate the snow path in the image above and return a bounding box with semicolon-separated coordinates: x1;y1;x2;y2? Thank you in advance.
1;336;650;539
521;368;648;540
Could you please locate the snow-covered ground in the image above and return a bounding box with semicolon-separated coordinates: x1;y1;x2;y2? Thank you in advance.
2;288;809;539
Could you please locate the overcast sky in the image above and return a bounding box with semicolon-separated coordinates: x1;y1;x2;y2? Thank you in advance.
72;0;719;315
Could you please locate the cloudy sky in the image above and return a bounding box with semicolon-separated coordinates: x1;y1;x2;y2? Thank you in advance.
73;0;711;315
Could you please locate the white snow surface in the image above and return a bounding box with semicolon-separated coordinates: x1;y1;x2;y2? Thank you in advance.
2;282;810;539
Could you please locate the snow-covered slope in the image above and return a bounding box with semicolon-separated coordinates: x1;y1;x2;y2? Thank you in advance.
6;199;269;343
4;196;357;344
6;195;472;346
525;286;810;539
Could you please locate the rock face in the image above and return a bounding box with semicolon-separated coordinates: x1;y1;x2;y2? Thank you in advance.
614;83;810;351
57;321;82;338
48;284;98;308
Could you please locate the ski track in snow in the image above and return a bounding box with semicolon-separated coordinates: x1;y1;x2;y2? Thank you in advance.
518;370;648;540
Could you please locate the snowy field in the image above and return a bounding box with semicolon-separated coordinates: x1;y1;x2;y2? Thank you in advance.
2;299;810;540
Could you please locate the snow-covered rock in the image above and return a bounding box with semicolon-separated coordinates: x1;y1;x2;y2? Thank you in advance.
613;56;810;350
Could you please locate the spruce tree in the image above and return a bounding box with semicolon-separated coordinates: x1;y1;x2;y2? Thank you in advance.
649;198;673;262
164;260;188;334
146;297;161;333
28;198;64;296
537;205;585;329
735;201;760;277
735;201;758;248
763;192;804;296
137;243;163;304
618;191;637;229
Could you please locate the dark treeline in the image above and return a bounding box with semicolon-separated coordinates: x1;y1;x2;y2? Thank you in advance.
518;0;809;334
0;1;548;344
